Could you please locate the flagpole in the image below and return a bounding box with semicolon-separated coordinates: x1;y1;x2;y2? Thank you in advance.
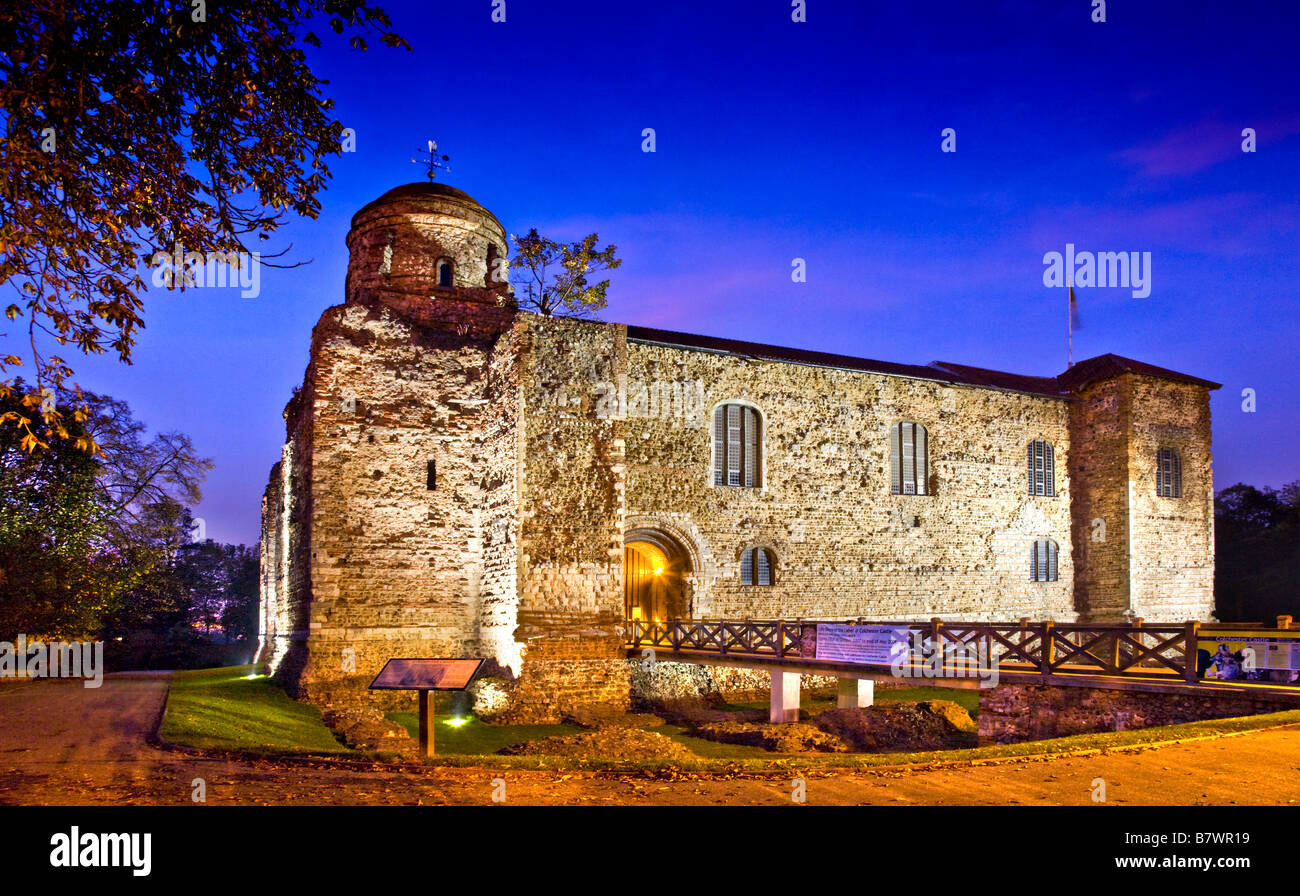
1068;285;1074;369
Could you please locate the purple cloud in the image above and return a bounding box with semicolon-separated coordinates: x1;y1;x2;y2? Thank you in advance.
1116;114;1300;178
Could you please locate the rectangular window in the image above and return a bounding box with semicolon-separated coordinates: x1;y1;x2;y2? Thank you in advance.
1031;539;1058;582
891;422;929;495
1028;441;1055;497
714;404;761;488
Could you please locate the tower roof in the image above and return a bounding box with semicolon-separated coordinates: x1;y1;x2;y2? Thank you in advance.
1055;353;1221;392
351;182;504;231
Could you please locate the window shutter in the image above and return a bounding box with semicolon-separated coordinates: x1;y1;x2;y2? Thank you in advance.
741;549;754;585
1048;540;1058;581
757;549;771;585
713;406;725;485
889;423;901;494
743;407;758;488
1157;447;1182;498
727;405;741;486
1045;444;1054;496
1027;443;1035;495
901;423;916;494
1030;542;1039;581
916;424;928;495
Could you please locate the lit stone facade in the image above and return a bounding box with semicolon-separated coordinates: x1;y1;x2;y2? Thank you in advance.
258;183;1220;721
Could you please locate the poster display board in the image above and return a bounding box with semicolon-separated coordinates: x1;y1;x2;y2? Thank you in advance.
1197;629;1300;683
803;623;909;665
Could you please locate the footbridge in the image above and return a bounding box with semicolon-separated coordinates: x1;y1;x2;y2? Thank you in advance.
624;616;1300;722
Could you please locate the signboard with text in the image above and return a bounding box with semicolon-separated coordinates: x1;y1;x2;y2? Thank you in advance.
806;624;909;665
369;658;484;691
1197;629;1300;682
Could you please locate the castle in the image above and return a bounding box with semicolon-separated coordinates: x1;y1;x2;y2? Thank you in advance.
257;182;1219;721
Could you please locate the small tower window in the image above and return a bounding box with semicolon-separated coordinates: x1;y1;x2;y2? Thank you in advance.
740;547;774;586
1156;447;1182;498
426;460;437;490
1030;539;1058;582
437;260;453;288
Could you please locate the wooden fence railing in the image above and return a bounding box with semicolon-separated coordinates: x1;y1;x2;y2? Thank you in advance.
625;617;1297;684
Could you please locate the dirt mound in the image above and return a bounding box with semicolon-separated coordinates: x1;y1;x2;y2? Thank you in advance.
499;727;696;760
321;706;416;754
811;700;977;753
694;721;849;753
564;707;665;729
916;700;977;733
649;699;768;728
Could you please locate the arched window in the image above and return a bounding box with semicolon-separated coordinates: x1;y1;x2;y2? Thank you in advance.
889;421;929;495
1030;539;1059;582
1156;447;1182;498
1027;440;1055;496
740;547;774;585
713;404;761;487
437;259;453;288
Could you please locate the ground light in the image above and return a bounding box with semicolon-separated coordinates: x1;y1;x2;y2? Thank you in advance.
444;718;469;728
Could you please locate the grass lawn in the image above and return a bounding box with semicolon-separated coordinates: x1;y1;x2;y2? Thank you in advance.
713;685;980;718
160;665;352;755
387;707;581;755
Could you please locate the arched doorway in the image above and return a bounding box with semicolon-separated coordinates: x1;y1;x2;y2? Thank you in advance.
624;529;691;622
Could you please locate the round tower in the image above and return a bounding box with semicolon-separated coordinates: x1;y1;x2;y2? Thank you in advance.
345;182;510;302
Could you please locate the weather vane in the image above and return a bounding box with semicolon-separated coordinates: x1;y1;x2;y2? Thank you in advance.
412;139;451;182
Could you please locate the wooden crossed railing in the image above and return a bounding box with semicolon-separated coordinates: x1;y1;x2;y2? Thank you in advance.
625;617;1291;684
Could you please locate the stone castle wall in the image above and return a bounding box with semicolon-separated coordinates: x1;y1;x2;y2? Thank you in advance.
259;184;1218;721
1068;374;1215;623
1125;375;1216;621
614;340;1078;621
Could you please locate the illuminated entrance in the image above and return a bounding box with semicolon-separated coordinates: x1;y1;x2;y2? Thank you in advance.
624;529;690;622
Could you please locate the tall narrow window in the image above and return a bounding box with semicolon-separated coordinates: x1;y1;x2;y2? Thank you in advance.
889;422;929;495
1027;440;1055;496
437;260;453;288
740;547;774;585
1030;539;1058;582
713;404;761;488
1156;447;1182;498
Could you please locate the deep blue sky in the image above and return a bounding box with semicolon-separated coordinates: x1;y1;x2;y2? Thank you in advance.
73;0;1300;546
